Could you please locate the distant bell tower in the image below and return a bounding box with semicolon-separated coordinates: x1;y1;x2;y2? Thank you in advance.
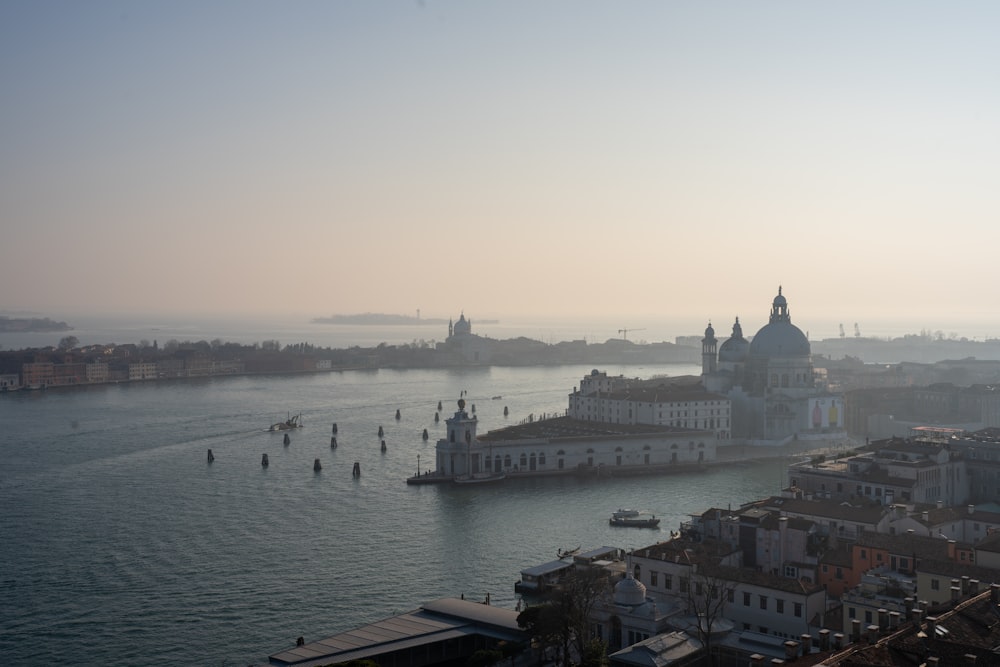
702;322;717;375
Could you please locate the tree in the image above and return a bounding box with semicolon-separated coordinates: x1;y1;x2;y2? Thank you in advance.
517;603;563;665
58;335;79;351
558;566;613;665
681;567;738;666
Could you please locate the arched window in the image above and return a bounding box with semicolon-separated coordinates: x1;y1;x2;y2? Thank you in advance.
634;564;641;580
781;374;789;387
519;453;527;467
539;452;546;465
771;373;779;387
504;454;511;468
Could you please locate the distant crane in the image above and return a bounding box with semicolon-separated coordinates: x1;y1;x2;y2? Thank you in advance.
618;327;646;341
854;323;861;338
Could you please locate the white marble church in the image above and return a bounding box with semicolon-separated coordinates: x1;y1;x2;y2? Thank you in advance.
701;287;844;444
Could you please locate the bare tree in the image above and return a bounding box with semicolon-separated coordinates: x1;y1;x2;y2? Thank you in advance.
681;567;738;666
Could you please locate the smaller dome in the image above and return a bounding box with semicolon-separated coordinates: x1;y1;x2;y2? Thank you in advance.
718;317;749;363
704;322;715;338
614;574;647;606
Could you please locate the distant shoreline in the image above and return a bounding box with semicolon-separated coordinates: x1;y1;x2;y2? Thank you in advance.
312;313;498;326
0;316;72;333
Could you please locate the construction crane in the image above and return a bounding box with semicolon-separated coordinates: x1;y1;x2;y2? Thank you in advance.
618;327;645;341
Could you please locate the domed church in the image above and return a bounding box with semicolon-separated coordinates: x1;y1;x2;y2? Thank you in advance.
702;287;843;443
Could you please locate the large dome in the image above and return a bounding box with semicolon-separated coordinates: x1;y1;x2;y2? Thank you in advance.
749;321;810;358
748;288;810;359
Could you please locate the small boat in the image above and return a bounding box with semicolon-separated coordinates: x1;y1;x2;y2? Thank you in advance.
454;472;506;484
609;509;660;528
557;545;581;559
269;413;303;431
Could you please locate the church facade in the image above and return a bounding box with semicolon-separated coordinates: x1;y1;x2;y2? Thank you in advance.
702;288;844;444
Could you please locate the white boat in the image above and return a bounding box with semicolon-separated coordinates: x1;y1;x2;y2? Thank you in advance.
454;472;506;484
612;508;641;519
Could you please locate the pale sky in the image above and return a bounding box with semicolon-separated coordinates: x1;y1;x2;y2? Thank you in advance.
2;1;999;328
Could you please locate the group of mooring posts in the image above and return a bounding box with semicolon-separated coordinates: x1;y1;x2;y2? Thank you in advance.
208;405;437;476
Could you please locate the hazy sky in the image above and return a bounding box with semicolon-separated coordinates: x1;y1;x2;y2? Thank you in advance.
2;1;999;327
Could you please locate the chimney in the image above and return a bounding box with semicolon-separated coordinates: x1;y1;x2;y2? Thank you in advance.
818;628;830;651
851;619;861;644
867;624;879;644
992;584;1000;603
970;579;980;595
922;510;930;522
927;616;938;633
800;634;812;653
907;528;915;534
948;540;957;559
889;610;901;629
911;608;924;624
962;575;971;594
952;585;962;601
969;504;976;515
833;633;845;650
784;640;799;660
937;499;944;509
770;660;786;666
750;655;765;667
878;608;889;632
965;655;978;665
904;597;915;614
926;658;939;667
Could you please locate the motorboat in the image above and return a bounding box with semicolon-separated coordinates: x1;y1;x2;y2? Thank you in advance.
269;413;303;431
609;509;660;528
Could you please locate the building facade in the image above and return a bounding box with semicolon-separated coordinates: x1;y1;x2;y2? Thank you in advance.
701;288;844;444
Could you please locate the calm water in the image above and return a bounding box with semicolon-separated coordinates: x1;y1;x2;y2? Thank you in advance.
0;363;790;666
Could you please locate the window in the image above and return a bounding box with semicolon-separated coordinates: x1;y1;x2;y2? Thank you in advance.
727;589;734;603
650;572;658;587
743;592;751;606
864;610;873;624
794;603;802;617
860;549;867;560
759;595;768;610
695;582;703;596
664;575;672;590
678;577;689;593
848;607;856;619
931;579;940;591
776;599;785;613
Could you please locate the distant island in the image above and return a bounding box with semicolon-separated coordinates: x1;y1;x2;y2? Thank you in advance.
0;316;72;333
312;313;451;325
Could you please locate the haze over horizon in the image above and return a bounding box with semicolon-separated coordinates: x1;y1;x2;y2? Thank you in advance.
3;2;999;329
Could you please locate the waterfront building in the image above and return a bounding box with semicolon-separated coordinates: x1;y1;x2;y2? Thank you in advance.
787;435;968;506
568;370;732;441
268;598;526;667
85;361;108;383
0;372;20;390
434;398;717;479
701;287;845;444
128;361;158;380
